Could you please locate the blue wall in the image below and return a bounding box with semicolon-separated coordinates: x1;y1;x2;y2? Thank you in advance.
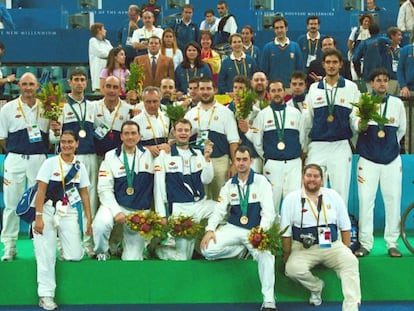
0;0;399;64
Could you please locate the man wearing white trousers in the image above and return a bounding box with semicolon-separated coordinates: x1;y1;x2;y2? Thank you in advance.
303;49;361;207
0;72;59;261
352;68;406;258
154;118;216;260
200;146;277;311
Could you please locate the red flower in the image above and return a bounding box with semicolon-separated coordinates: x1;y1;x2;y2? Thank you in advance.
141;223;152;233
130;215;141;224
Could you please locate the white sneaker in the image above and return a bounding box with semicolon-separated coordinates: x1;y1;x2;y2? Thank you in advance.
1;247;17;261
309;281;324;306
39;297;58;310
96;253;110;261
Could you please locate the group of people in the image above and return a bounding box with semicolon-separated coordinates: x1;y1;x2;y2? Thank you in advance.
0;1;411;311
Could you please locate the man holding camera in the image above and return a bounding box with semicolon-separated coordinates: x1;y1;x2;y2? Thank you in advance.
280;164;360;311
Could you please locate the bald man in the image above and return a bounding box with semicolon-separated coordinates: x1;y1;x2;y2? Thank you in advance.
0;72;60;261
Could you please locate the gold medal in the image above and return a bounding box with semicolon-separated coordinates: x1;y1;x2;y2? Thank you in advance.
327;115;334;122
277;141;285;150
78;129;87;138
126;187;134;195
377;130;385;138
240;216;249;225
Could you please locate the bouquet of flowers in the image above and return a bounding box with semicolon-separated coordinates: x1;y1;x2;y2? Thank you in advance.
126;210;168;240
168;215;207;239
259;99;270;110
125;62;145;95
351;92;389;131
37;82;65;121
235;89;257;120
248;223;289;256
162;103;188;126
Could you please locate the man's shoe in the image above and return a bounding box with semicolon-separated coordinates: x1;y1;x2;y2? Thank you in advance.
96;253;110;261
1;247;16;261
39;297;58;310
261;302;277;310
261;308;277;311
388;247;402;258
354;247;369;257
309;281;324;306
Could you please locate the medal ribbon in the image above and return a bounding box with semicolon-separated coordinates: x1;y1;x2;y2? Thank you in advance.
237;183;250;217
324;84;338;118
308;38;319;56
378;95;389;132
186;67;198;84
272;105;286;143
145;112;167;145
233;59;247;76
123;148;136;191
68;97;87;131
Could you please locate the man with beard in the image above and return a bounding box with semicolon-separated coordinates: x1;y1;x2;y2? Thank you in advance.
280;163;361;311
247;79;304;213
297;16;324;70
201;145;277;311
302;49;360;207
251;71;271;105
185;76;239;200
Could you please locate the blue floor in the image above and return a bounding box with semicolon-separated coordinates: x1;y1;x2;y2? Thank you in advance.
1;302;414;311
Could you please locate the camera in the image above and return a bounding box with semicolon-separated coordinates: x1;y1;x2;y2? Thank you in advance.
300;233;316;249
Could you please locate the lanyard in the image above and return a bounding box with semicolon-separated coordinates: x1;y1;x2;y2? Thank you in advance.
123;148;136;190
233;59;247;76
390;47;400;61
324;84;338;118
306;196;328;227
272;106;286;142
197;105;216;130
144;111;167;145
308;38;319;55
17;97;40;125
101;100;121;131
68;98;87;131
237;183;250;217
186;67;198;84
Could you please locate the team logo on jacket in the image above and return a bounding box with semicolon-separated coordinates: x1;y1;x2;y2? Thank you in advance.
302;208;308;213
340;98;345;103
146;126;151;129
120;166;125;170
145;163;149;170
326;204;331;209
316;97;323;101
290;121;294;126
389;117;395;123
252;193;257;199
267;119;273;124
197;163;202;169
214;116;218;120
193;117;199;122
97;114;103;117
154;165;161;172
15;114;22;118
53;172;60;176
67;112;74;116
119;116;124;121
290;53;294;59
169;162;176;166
230;193;237;198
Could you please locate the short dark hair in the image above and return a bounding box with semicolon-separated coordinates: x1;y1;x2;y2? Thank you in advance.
303;163;323;179
233;75;249;87
0;41;4;50
61;130;79;141
322;48;343;62
321;35;337;47
121;120;140;134
290;70;306;82
307;15;320;24
204;9;214;16
369;68;390;81
69;68;87;80
198;76;214;85
368;23;380;35
182;4;194;11
269;79;285;90
273;16;288;28
235;145;253;158
173;118;192;130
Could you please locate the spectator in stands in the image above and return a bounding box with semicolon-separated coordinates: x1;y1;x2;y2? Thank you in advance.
175;42;212;93
131;86;170;156
161;28;183;69
200;145;277;311
281;163;361;310
131;11;163;57
88;23;113;93
385;27;403;95
184;76;239;200
353;68;406;258
33;130;91;311
0;2;15;30
99;46;130;96
218;33;258;94
141;0;161;26
0;72;59;261
199;9;219;35
154;118;215;261
261;16;304;90
241;25;261;67
397;0;414;46
307;36;352;88
213;1;238;47
297;16;324;70
159;77;178;106
168;4;200;52
352;23;391;92
398;27;414;99
347;14;373;58
246;79;304;212
200;30;221;87
0;41;16;95
93;76;131;158
227;75;262;173
133;36;175;89
302;49;360;207
93;120;155;261
117;4;143;67
366;0;382;11
286;71;307;112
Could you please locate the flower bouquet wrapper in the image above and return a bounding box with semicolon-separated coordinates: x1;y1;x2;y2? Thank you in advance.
351;92;389;131
248;223;289;256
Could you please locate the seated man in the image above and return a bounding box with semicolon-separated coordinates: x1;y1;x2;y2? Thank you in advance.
92;120;154;260
154;118;215;260
280;163;361;310
200;146;277;311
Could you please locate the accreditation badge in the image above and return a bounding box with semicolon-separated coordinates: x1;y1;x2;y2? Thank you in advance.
27;124;42;143
94;123;110;140
66;187;82;208
318;227;332;248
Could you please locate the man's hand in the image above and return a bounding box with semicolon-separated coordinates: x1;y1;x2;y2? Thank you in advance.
50;120;61;136
114;212;126;224
308;72;322;82
238;119;249;133
204;140;214;162
228;163;237;178
200;230;216;250
33;216;45;235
